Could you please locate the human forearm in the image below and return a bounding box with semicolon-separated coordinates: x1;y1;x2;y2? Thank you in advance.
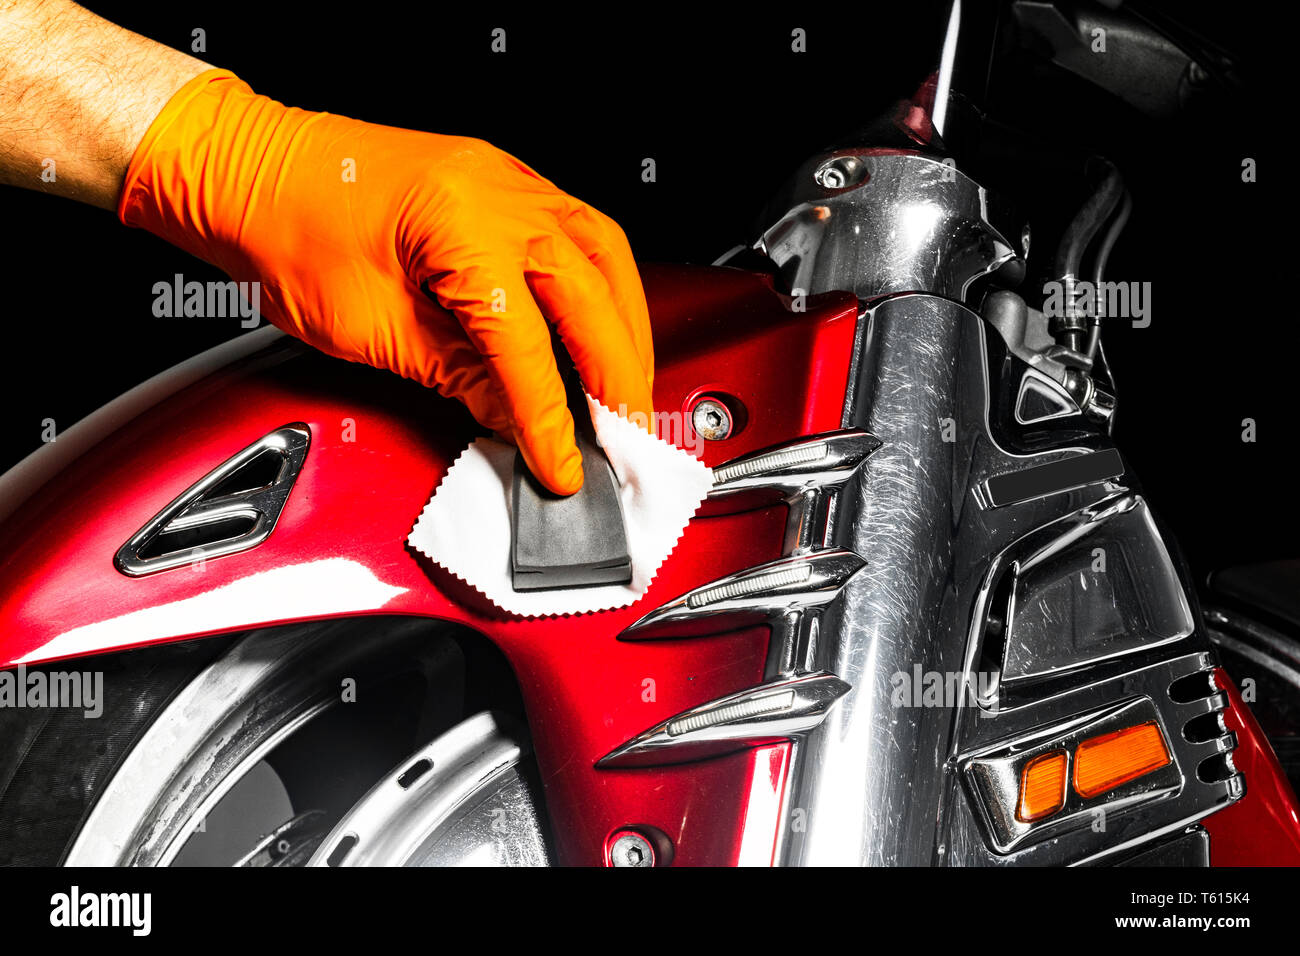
0;0;208;208
0;2;654;494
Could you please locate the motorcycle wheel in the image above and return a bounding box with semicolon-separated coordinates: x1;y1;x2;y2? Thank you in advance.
0;616;551;867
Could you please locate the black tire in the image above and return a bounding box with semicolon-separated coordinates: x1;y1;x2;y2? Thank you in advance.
0;616;520;867
0;636;233;866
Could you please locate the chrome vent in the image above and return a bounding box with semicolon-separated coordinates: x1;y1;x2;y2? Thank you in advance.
114;424;310;576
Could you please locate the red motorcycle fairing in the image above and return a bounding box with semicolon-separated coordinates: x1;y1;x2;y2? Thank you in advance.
0;262;858;866
3;261;1296;865
1203;669;1300;865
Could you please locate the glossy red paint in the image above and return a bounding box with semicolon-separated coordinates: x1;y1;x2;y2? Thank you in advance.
599;744;790;868
0;263;859;866
1202;668;1300;865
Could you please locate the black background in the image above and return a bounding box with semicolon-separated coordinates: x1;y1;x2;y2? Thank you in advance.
0;1;1284;584
0;864;1273;939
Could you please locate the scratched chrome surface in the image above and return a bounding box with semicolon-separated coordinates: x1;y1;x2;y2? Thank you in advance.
758;153;1017;302
778;294;1124;865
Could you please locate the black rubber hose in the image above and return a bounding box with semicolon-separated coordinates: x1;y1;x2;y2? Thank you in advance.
1052;159;1125;352
1084;189;1133;361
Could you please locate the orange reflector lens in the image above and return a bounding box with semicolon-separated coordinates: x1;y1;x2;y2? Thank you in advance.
1017;751;1068;822
1073;721;1171;798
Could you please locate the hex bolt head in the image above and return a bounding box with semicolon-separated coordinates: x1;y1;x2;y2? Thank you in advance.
813;156;868;190
608;830;655;867
691;399;732;441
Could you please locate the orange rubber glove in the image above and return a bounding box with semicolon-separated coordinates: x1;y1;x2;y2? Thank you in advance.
118;69;654;495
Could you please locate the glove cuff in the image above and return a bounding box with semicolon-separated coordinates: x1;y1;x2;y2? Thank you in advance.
116;68;289;269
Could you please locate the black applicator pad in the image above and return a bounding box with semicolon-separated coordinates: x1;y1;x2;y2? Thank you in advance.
509;340;633;592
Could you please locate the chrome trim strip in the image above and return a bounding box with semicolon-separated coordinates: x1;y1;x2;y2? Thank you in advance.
700;430;879;527
618;549;865;643
595;672;851;769
708;429;878;494
114;423;310;576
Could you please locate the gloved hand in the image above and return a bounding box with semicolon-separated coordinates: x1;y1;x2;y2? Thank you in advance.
118;69;653;495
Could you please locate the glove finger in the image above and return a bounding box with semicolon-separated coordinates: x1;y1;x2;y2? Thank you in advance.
524;233;654;433
410;293;512;433
430;262;583;495
558;201;654;384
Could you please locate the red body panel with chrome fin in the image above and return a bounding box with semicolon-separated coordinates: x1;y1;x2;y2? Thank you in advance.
0;263;854;866
1203;670;1300;865
1;262;1297;865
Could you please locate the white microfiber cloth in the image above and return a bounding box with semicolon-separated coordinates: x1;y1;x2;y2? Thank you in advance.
408;395;714;616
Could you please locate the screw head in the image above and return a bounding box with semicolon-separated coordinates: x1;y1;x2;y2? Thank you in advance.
692;399;732;441
813;155;868;190
608;831;655;867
